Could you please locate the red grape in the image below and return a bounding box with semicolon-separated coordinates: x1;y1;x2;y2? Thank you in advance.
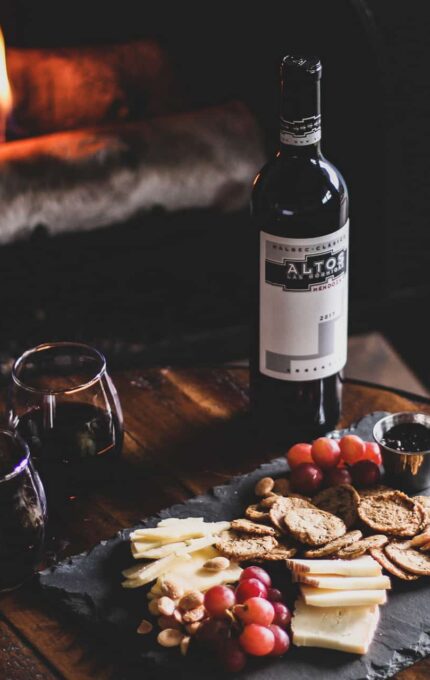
323;466;352;487
290;463;323;495
351;460;381;488
339;434;365;465
218;638;247;673
268;624;290;656
272;602;292;629
267;588;283;603
311;437;341;469
362;442;383;466
235;578;268;603
240;566;272;588
239;623;275;656
196;619;230;650
236;597;274;626
287;443;313;469
204;585;235;618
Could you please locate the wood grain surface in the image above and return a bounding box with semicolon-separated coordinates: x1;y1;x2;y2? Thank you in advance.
0;367;429;679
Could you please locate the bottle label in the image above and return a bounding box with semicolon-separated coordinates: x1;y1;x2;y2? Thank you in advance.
259;221;349;381
280;114;321;146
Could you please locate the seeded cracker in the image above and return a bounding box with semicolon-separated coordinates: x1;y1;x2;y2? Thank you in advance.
260;537;298;561
215;530;278;560
336;535;388;559
369;547;420;581
304;530;363;558
385;541;430;576
269;496;315;532
313;484;360;528
245;504;271;523
359;485;394;497
358;491;424;536
230;518;277;536
283;507;346;546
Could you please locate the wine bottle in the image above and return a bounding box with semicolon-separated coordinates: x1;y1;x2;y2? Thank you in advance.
250;55;349;442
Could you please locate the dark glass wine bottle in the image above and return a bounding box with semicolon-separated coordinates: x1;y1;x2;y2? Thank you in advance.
250;56;349;443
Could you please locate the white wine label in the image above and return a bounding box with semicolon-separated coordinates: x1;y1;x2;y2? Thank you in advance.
280;114;321;146
260;221;349;381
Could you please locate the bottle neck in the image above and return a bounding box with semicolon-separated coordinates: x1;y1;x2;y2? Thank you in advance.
279;77;322;158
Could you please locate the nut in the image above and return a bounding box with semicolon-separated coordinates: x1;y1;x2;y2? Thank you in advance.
179;590;204;611
137;619;153;635
180;636;191;656
273;478;290;495
255;476;275;497
259;494;279;508
182;605;206;623
172;608;183;624
157;596;176;617
148;598;161;616
185;621;202;636
203;557;230;572
157;628;184;648
160;577;184;600
157;615;183;631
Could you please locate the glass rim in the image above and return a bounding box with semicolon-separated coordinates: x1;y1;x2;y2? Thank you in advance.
0;429;30;484
11;342;107;396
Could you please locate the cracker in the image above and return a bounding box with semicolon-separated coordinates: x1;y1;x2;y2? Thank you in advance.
358;491;424;536
313;484;360;528
245;504;271;523
259;494;281;509
215;531;278;560
230;518;277;537
283;507;346;546
359;485;393;497
385;541;430;576
260;537;298;561
303;530;363;559
409;529;430;548
369;547;420;581
336;535;388;559
269;496;315;532
419;541;430;552
414;496;430;527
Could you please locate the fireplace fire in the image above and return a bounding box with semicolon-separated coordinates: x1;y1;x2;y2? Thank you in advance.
0;28;12;142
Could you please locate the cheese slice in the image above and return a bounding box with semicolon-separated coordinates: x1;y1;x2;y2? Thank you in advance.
157;517;205;527
154;547;242;594
301;585;387;608
131;541;188;560
130;520;230;543
131;540;163;556
287;556;382;577
122;553;190;586
292;597;380;654
131;535;218;562
296;574;391;591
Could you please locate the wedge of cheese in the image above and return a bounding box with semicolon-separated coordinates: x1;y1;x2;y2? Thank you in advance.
122;553;187;588
130;519;230;544
300;585;387;608
287;556;382;577
296;574;391;591
292;597;380;654
123;536;218;579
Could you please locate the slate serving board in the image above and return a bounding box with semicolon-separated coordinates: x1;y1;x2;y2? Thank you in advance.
38;412;430;680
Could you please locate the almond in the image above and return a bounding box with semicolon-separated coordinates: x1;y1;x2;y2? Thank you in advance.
185;621;203;636
137;619;153;635
157;596;176;617
157;615;183;631
255;476;275;497
182;605;206;623
148;598;161;616
178;590;204;611
157;628;184;647
203;557;230;572
159;576;184;600
180;636;191;656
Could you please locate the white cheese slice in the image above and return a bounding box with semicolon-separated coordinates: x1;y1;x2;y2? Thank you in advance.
131;541;187;560
292;597;380;654
157;517;204;527
129;535;218;565
287;556;382;576
131;540;162;556
296;574;391;591
121;553;190;585
156;546;242;594
300;585;387;608
130;520;230;543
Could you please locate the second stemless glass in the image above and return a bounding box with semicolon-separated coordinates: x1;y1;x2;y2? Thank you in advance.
9;342;123;497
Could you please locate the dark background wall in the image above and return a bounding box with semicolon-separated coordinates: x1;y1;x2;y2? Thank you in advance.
0;0;429;385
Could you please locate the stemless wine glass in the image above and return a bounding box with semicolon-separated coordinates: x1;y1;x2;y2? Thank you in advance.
0;429;47;592
8;342;123;497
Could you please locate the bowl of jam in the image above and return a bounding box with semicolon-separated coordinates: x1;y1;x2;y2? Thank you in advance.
373;412;430;491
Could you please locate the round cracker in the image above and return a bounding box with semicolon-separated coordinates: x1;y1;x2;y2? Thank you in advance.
385;541;430;575
283;507;346;546
260;538;298;561
269;496;314;532
313;484;360;528
215;530;277;560
230;518;277;536
336;534;388;559
358;491;424;537
359;485;394;497
303;530;363;559
369;547;420;581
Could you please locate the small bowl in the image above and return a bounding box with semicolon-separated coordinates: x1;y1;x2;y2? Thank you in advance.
373;412;430;492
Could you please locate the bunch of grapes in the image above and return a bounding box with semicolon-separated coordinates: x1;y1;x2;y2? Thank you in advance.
286;435;382;495
200;566;291;672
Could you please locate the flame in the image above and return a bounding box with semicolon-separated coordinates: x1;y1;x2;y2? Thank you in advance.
0;27;12;140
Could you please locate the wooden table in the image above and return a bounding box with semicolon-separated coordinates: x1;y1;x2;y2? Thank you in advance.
0;366;429;680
